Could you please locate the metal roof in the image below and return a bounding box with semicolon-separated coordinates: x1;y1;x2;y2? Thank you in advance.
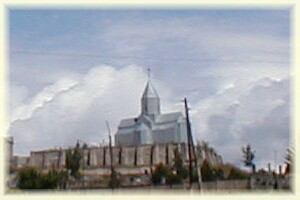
155;112;184;124
118;118;137;128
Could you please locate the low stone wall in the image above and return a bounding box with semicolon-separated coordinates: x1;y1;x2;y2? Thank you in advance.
83;166;151;176
26;143;223;171
202;180;248;190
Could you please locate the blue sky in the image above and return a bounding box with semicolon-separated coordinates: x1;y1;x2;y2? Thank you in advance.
8;9;290;170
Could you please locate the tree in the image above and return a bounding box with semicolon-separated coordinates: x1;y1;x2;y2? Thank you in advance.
66;142;82;179
164;148;189;187
152;163;168;185
201;141;209;151
173;147;188;180
213;167;225;180
242;144;256;173
200;159;215;181
108;170;120;188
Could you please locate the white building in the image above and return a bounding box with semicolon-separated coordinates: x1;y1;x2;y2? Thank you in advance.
115;79;187;146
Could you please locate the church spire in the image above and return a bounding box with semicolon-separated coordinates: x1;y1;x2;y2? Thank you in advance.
141;68;160;118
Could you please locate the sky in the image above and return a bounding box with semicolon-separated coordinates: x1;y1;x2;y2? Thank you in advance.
8;9;291;170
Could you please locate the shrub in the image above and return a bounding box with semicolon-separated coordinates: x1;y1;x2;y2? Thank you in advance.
227;166;249;180
108;171;120;188
152;163;168;185
173;148;188;180
16;167;66;189
201;160;215;181
166;172;182;185
17;167;40;189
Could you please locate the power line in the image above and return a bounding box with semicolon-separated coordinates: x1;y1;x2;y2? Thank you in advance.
10;50;289;64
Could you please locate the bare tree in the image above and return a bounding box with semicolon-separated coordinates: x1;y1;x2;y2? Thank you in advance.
242;144;256;173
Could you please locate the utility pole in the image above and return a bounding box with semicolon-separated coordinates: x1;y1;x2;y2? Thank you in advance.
184;98;202;191
106;120;115;190
274;150;277;174
184;98;193;188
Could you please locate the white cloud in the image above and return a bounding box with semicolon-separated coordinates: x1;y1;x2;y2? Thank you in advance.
98;16;289;64
191;76;289;168
9;77;79;125
9;65;173;155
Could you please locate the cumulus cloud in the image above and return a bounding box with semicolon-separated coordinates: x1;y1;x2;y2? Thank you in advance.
8;65;174;155
191;76;289;168
9;77;79;124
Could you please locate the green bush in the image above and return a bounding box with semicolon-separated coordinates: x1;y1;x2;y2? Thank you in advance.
200;160;225;182
152;163;168;185
17;167;40;189
16;167;67;189
227;166;249;180
108;171;120;188
166;172;182;185
65;145;82;179
173;148;188;180
201;160;215;181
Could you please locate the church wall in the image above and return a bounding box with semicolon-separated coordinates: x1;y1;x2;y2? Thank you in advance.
121;146;135;166
104;147;112;166
115;132;141;146
82;166;151;176
90;147;105;167
177;143;188;162
152;128;176;144
29;150;64;169
89;148;97;166
137;145;150;166
25;143;222;173
136;146;142;166
178;121;188;143
112;147;121;166
151;144;159;165
157;144;167;165
167;143;175;165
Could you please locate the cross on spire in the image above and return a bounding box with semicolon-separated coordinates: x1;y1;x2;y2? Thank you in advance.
147;67;151;81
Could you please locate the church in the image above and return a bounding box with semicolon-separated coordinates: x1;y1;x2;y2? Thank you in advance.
7;72;223;186
115;75;188;146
